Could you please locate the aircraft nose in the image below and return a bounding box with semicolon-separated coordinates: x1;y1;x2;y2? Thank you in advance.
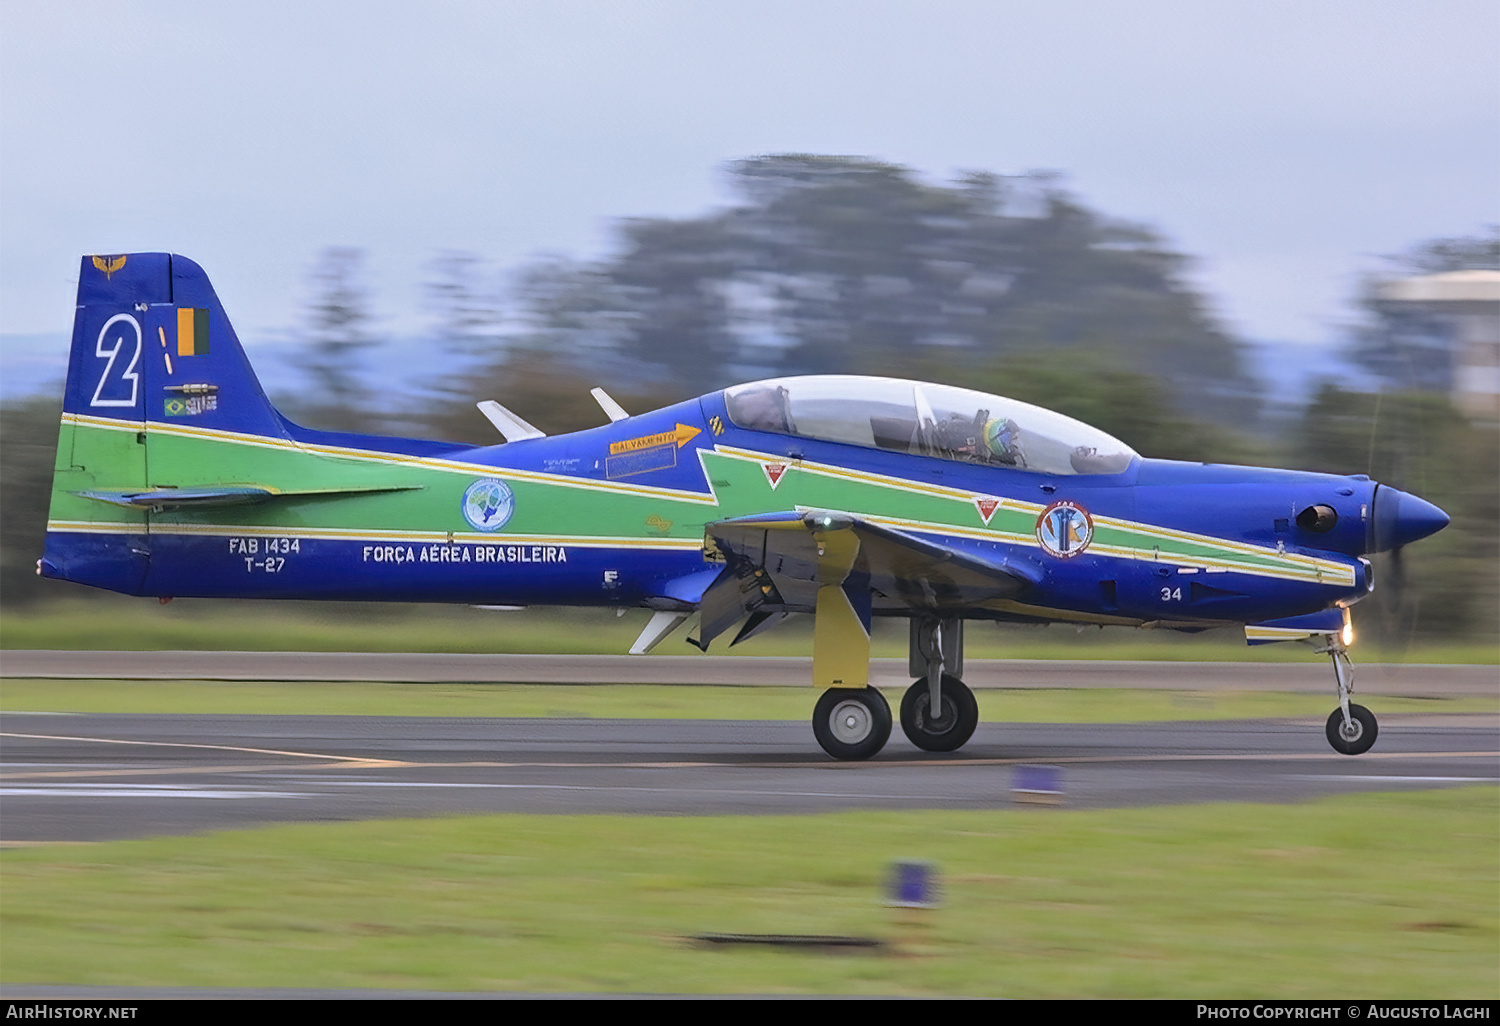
1371;485;1450;552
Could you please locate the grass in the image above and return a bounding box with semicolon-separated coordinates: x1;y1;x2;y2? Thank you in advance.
2;790;1496;996
4;596;1496;662
3;601;1493;995
2;677;1496;720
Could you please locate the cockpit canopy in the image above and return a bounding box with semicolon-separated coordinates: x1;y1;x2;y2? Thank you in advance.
724;375;1137;476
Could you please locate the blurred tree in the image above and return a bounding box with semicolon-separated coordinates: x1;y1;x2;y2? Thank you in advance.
1383;226;1500;275
0;394;64;606
608;216;743;391
503;255;643;389
1292;386;1497;645
510;156;1256;424
955;354;1265;466
410;346;688;445
1350;225;1500;393
415;250;507;417
425;250;505;362
293;247;378;432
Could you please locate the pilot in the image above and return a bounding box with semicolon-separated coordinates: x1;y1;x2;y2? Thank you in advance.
983;417;1025;467
728;384;794;433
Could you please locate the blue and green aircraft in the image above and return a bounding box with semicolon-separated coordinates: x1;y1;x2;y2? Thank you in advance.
40;253;1450;759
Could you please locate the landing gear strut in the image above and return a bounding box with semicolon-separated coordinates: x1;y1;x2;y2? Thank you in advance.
901;617;978;753
1321;634;1377;756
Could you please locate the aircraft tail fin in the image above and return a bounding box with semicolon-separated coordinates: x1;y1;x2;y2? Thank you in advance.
43;254;301;593
42;253;470;596
62;253;286;436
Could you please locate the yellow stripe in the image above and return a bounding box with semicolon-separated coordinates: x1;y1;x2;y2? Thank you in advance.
718;445;1353;585
714;444;982;504
977;596;1230;628
47;519;703;550
734;450;1252;569
57;417;1355;586
1244;625;1341;637
60;413;722;505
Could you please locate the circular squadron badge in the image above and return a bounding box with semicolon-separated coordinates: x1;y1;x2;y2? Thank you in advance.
1036;500;1093;558
462;478;515;532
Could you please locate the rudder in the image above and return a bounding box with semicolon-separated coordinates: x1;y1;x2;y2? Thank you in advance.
41;253;288;593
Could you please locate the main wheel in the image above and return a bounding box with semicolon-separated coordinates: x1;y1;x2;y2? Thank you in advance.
812;687;892;761
900;675;979;753
1325;703;1378;755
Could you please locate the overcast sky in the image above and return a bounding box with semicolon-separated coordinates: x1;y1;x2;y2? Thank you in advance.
2;0;1496;353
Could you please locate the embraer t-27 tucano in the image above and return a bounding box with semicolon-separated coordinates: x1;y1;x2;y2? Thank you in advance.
40;254;1451;759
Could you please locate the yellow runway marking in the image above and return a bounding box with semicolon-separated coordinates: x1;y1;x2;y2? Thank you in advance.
0;731;405;769
4;731;1491;778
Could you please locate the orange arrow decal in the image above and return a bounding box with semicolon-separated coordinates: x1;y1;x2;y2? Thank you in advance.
609;423;702;454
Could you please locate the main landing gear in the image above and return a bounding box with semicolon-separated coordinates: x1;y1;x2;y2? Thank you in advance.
900;674;979;753
1322;634;1377;756
810;616;979;761
902;617;978;753
812;686;891;761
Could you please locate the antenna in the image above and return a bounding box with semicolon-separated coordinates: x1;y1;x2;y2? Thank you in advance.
476;400;546;442
591;387;629;422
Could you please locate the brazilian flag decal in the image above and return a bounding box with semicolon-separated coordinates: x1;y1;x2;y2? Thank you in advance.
176;308;210;357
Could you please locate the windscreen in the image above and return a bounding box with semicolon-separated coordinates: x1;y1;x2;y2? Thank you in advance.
724;375;1136;475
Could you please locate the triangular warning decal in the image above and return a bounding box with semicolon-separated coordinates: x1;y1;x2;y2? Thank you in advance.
974;496;1002;525
763;462;789;489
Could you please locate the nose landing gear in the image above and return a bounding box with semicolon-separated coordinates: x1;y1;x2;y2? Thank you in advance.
1322;635;1378;756
1326;702;1378;755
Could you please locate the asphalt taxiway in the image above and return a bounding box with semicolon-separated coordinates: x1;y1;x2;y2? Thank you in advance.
2;654;1495;843
4;715;1497;842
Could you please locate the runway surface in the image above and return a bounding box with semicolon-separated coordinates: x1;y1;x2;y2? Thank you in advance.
3;652;1496;843
4;708;1496;843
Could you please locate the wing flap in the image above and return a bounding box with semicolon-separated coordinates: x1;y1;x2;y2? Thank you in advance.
707;509;1038;613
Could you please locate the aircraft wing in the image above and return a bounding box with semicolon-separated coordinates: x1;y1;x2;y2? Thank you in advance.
696;509;1039;649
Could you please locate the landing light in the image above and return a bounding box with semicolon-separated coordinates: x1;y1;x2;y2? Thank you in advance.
1342;623;1355;647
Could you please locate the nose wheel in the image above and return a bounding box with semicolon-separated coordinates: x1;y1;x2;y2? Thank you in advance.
1323;639;1378;755
812;687;892;761
1326;703;1378;756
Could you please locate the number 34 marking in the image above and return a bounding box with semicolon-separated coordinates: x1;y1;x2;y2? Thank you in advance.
1160;586;1182;602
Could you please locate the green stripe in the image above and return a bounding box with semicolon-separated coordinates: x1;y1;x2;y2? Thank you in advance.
192;308;210;355
51;417;1353;586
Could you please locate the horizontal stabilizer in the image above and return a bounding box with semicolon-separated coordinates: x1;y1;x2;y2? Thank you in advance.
74;483;421;510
